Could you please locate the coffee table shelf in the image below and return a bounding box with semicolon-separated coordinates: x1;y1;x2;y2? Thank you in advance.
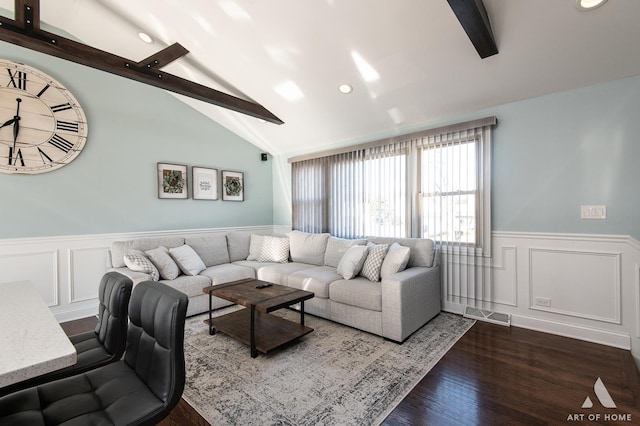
205;309;313;354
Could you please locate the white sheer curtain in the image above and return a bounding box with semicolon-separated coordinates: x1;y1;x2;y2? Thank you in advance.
290;117;496;309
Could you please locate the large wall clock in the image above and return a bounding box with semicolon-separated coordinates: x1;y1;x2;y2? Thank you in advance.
0;59;88;174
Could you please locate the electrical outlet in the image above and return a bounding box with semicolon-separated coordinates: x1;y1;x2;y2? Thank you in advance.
535;297;551;307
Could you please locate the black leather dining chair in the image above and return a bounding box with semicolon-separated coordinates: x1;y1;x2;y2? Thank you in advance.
0;281;189;426
0;271;132;397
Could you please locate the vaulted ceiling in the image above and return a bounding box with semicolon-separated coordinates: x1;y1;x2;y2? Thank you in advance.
2;0;640;156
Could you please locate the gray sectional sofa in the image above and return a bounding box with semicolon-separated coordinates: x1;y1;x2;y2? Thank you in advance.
108;230;441;342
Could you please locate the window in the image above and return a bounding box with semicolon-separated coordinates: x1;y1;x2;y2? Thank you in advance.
421;139;477;245
290;117;494;255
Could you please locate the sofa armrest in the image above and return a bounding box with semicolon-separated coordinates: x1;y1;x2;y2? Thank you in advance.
380;265;441;342
108;267;153;285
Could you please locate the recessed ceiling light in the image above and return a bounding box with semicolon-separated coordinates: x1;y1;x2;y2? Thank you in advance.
138;32;153;43
576;0;608;11
338;84;353;94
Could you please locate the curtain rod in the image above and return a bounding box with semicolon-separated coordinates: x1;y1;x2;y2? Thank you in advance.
288;116;497;164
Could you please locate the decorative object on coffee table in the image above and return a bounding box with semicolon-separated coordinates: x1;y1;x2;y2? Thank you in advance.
203;278;314;357
221;170;244;201
192;166;218;200
158;163;188;199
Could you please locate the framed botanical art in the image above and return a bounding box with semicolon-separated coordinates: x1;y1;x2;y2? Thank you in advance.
157;163;188;199
192;166;218;200
221;170;244;201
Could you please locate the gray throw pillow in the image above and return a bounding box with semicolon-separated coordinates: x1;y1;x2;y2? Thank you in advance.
360;243;389;282
123;249;159;281
145;246;181;280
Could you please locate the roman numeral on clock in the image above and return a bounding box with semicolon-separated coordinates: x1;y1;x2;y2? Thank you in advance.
56;120;79;132
48;134;74;153
38;147;53;163
9;148;25;167
7;69;27;90
37;84;50;98
50;103;73;113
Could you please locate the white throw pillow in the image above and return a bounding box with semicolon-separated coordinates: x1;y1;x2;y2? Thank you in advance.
169;244;207;276
123;249;159;281
380;242;411;279
145;246;181;280
246;234;266;261
337;245;370;280
257;236;290;263
360;243;389;282
324;236;368;267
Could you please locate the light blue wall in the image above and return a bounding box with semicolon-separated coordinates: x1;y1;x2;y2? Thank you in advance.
273;74;640;239
491;75;640;236
0;42;273;239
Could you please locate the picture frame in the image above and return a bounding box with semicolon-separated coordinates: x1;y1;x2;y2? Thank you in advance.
157;163;188;199
221;170;244;201
192;166;218;200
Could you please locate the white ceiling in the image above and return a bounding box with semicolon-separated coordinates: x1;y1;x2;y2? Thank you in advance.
2;0;640;156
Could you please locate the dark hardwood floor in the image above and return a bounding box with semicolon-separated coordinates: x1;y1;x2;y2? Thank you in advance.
61;316;640;426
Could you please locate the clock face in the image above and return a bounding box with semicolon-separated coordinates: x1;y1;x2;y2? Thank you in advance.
0;59;88;174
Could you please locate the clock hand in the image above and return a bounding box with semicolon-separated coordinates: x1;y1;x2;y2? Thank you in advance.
0;118;15;129
10;98;21;166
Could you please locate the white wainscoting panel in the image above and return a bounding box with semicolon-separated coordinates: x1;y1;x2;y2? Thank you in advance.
0;225;276;322
69;247;111;303
443;232;640;365
0;250;58;307
528;248;621;324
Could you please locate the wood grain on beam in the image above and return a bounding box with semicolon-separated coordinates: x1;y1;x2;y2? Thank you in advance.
0;0;283;124
447;0;498;59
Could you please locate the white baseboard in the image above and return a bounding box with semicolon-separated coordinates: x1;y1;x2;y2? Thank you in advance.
511;314;631;350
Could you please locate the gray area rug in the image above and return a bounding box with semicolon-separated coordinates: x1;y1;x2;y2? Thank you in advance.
182;307;474;425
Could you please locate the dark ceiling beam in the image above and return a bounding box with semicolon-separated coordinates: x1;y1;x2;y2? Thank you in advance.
0;0;284;124
447;0;498;59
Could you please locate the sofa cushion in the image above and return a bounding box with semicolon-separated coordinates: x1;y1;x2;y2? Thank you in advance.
329;278;382;311
123;249;159;281
289;230;329;266
257;263;314;286
226;231;251;262
185;235;230;267
366;236;435;268
380;242;411;279
337;245;369;280
169;244;207;276
287;266;341;299
145;246;181;280
360;243;389;282
160;274;211;298
111;236;185;268
324;236;367;267
199;263;255;285
257;236;290;263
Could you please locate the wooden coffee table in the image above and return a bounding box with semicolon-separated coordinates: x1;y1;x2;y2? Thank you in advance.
202;278;314;358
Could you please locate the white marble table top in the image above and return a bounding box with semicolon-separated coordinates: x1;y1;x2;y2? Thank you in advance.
0;281;77;388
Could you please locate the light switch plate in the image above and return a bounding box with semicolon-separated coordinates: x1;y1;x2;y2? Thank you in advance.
581;205;606;219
